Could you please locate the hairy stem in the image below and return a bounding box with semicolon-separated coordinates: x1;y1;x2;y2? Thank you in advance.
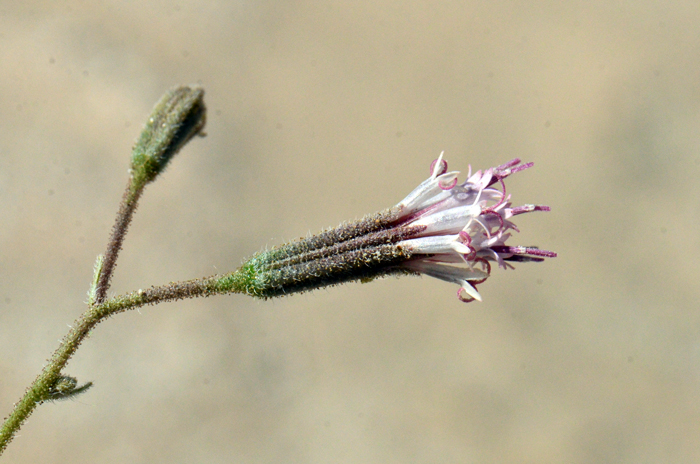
94;181;142;304
0;272;246;455
1;85;209;455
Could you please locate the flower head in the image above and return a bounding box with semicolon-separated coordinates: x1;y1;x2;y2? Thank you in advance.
235;153;555;303
394;153;556;302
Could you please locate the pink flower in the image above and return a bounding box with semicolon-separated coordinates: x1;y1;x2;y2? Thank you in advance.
395;153;556;302
241;153;555;303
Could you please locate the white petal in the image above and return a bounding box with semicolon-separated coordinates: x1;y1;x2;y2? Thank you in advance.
409;204;482;234
397;173;460;214
403;260;489;283
398;236;471;255
399;236;453;254
459;282;483;302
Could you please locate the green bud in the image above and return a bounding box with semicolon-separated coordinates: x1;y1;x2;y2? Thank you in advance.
130;86;206;190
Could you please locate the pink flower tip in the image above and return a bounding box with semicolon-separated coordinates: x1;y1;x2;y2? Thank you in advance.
396;154;556;303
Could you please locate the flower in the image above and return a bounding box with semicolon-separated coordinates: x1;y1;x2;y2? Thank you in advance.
235;153;555;303
394;153;556;302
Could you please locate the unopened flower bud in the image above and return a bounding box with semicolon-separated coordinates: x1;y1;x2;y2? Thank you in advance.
130;85;206;190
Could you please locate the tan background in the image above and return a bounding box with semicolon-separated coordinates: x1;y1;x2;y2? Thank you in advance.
1;1;699;463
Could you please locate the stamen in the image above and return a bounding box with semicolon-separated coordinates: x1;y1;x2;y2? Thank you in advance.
490;246;558;258
507;204;551;216
494;158;522;171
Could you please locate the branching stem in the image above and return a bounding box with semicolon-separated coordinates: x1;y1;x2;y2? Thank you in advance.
0;85;208;456
0;272;244;455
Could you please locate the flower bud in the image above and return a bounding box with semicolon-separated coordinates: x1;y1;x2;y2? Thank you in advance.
130;85;206;189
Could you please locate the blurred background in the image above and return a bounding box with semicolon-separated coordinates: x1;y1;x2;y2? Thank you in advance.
1;1;699;463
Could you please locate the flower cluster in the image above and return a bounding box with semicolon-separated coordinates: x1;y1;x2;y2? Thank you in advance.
395;153;556;302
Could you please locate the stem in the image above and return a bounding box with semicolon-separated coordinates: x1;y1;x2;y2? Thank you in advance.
94;181;142;304
0;309;100;455
0;86;209;455
94;84;206;305
0;272;245;455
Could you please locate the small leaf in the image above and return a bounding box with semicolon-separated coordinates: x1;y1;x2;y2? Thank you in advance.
88;255;104;306
42;375;93;402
